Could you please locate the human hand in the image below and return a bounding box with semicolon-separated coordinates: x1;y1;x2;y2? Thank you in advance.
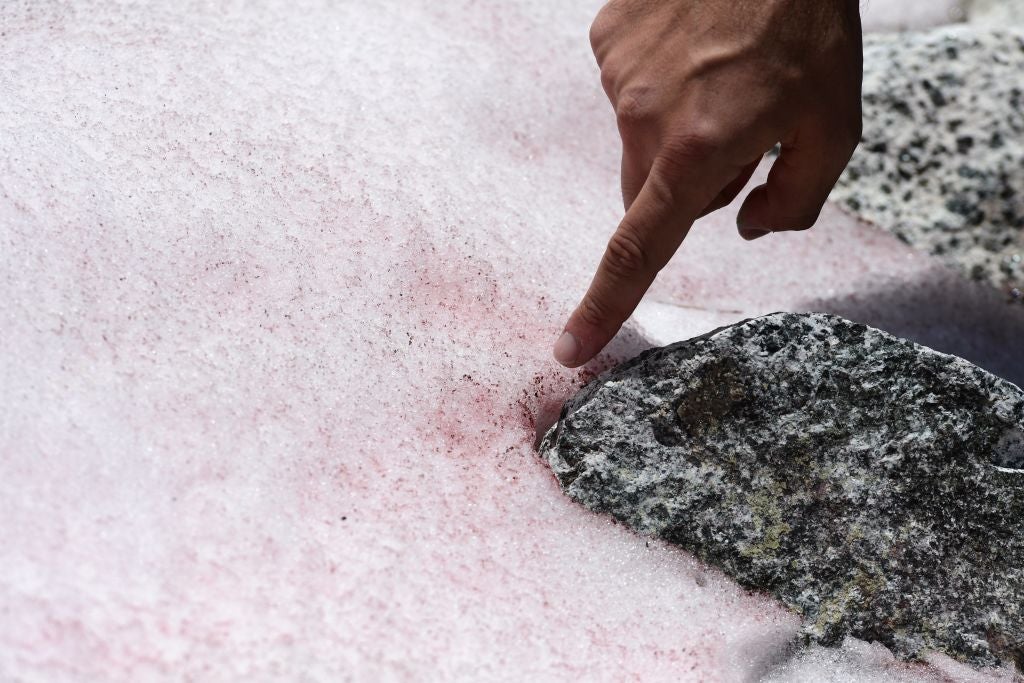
553;0;863;368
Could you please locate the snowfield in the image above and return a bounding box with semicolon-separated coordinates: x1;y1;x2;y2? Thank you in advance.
0;1;1018;680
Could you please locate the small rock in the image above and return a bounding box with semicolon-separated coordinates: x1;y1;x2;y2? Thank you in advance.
540;313;1024;670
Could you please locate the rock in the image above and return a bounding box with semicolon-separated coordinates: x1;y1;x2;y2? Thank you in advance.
831;27;1024;301
539;313;1024;670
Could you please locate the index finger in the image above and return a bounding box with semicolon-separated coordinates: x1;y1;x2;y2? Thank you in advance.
553;156;726;368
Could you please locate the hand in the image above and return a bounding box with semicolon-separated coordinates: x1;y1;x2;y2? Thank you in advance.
553;0;863;367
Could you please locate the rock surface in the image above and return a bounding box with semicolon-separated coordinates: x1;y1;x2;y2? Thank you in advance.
832;27;1024;300
540;313;1024;670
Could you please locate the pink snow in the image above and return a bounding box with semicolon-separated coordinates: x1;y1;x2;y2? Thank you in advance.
0;1;1016;681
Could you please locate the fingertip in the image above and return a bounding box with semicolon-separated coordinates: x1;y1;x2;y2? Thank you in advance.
552;330;581;368
736;183;773;240
555;310;613;368
739;228;771;241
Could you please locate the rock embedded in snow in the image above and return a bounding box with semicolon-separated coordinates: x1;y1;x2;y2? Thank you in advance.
832;27;1024;300
540;313;1024;670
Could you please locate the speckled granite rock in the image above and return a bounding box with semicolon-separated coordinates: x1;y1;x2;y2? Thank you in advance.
540;313;1024;670
831;27;1024;300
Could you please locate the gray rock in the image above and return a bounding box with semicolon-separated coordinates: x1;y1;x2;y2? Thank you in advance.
831;27;1024;300
540;313;1024;670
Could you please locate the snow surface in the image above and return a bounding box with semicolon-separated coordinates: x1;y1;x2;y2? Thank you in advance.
861;0;967;31
0;1;1019;681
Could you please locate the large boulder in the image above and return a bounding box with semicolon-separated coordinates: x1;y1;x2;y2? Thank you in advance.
832;27;1024;299
540;313;1024;670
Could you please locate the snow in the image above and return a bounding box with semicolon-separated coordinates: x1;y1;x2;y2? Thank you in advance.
0;1;1018;681
860;0;967;31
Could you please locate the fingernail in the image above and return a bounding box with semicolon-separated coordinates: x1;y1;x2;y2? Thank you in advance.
739;228;771;241
553;331;580;367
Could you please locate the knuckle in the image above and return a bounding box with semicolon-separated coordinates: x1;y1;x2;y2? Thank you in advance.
615;88;655;128
656;132;722;181
641;171;675;212
590;4;623;54
603;226;649;279
661;132;721;163
589;14;611;50
577;294;612;329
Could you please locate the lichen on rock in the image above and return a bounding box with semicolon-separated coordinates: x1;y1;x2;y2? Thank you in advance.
540;313;1024;670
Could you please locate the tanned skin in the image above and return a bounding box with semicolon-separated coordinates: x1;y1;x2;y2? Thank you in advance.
554;0;863;367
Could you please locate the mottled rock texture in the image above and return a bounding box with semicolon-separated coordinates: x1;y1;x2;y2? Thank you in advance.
540;313;1024;670
832;27;1024;300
